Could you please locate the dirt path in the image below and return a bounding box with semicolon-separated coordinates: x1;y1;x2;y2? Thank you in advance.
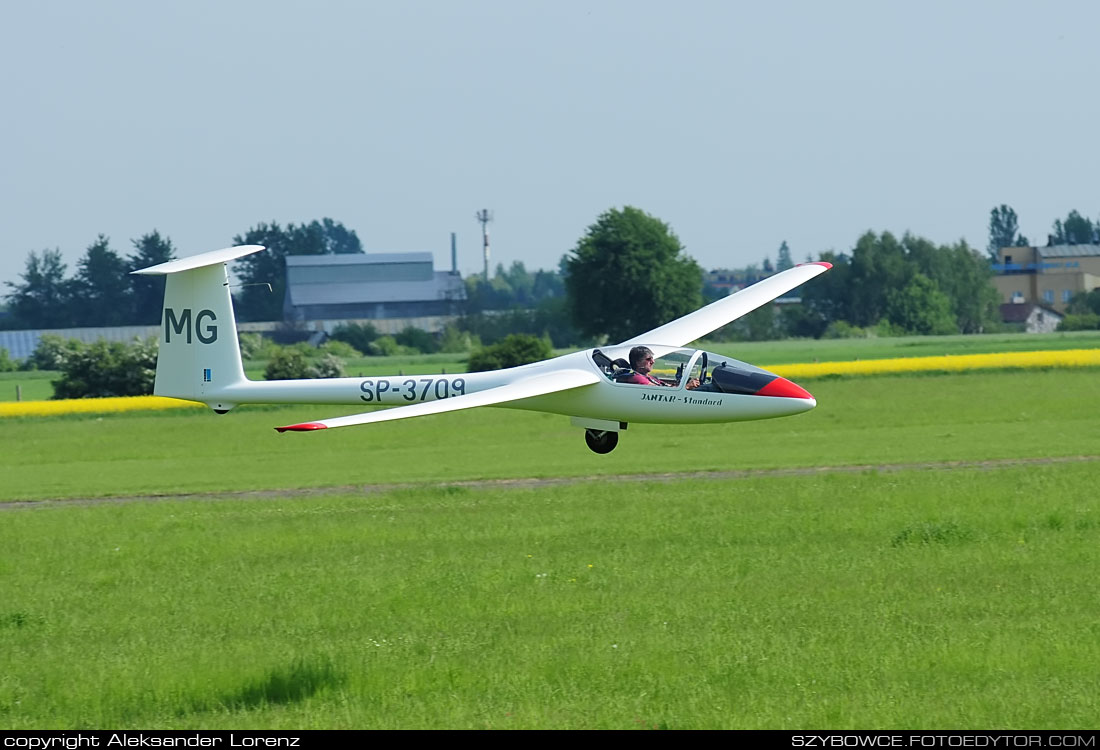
4;455;1097;511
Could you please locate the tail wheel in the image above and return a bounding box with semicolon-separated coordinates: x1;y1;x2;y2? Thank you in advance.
584;429;619;454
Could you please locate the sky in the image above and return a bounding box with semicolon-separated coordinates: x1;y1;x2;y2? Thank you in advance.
2;0;1099;289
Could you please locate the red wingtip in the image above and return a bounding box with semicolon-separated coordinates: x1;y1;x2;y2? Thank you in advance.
274;422;328;433
810;261;833;269
755;376;814;400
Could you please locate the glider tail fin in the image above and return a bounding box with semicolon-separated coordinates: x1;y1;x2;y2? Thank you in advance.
132;245;265;409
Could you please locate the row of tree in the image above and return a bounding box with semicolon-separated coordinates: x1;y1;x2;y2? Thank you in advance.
0;219;363;330
559;209;1003;342
987;205;1100;258
5;205;1098;342
3;232;176;329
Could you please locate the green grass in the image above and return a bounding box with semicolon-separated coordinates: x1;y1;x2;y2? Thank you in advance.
1;465;1098;728
5;329;1099;401
0;370;57;402
2;369;1098;502
1;366;1098;728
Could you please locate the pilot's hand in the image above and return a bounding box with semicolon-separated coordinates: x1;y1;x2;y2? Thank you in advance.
685;378;700;390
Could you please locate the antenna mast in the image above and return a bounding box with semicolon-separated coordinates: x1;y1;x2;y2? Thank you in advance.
475;209;493;280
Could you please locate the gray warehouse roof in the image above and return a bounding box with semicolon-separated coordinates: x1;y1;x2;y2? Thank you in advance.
286;273;465;306
285;252;434;267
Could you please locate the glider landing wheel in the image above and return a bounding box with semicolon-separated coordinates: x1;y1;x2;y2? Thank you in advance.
584;429;619;454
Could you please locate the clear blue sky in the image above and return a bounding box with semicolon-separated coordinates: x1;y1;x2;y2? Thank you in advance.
2;0;1098;288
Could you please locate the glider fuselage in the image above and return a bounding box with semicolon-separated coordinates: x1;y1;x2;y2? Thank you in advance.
212;347;814;425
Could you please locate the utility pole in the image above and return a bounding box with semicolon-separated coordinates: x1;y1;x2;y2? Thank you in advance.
475;209;493;280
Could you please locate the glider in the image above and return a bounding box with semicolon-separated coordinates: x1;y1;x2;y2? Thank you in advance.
134;246;830;453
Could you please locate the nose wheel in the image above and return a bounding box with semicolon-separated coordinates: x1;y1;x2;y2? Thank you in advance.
584;429;619;454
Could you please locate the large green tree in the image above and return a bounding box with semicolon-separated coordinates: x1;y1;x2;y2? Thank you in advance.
885;273;957;335
3;249;75;329
72;235;131;326
128;230;176;324
799;232;1000;336
232;218;363;321
563;206;702;344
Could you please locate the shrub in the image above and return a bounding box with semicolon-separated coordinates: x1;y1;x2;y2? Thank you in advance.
319;339;362;359
52;338;158;399
238;333;263;360
312;352;345;378
467;333;553;372
23;334;82;371
263;345;347;379
331;322;380;352
822;320;869;339
439;324;479;353
395;326;439;354
1058;313;1100;331
366;335;416;357
0;348;16;373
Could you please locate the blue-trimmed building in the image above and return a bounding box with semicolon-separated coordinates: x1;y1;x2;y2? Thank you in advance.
992;244;1100;313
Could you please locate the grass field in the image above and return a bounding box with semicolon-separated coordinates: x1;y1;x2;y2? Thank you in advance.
1;351;1099;728
4;329;1099;402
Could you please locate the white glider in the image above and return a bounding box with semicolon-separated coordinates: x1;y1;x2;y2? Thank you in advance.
135;246;830;453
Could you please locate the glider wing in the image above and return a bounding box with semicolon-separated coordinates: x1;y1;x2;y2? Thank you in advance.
618;262;832;347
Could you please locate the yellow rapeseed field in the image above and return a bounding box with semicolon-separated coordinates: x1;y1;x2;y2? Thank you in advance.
0;395;202;418
1;348;1097;418
771;348;1100;379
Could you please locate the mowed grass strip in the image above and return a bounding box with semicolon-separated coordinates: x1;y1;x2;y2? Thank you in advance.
2;369;1098;502
1;464;1097;729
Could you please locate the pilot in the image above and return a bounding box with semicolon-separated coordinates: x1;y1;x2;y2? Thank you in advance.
616;346;700;388
616;346;666;385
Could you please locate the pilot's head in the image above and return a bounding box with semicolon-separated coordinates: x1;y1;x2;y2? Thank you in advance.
629;346;655;374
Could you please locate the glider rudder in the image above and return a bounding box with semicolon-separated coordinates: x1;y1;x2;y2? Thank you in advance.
132;245;264;409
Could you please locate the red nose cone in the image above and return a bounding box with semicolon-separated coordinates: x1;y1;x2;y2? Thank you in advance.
755;376;814;400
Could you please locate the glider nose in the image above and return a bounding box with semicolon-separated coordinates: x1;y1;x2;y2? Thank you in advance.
754;375;814;401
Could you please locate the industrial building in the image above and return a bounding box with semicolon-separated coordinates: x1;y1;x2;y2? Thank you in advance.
282;252;465;322
992;244;1100;313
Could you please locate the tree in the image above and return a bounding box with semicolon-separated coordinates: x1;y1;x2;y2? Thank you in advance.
1050;210;1097;245
795;232;1000;337
463;260;566;313
4;249;75;329
563;206;703;343
987;205;1029;260
128;231;176;324
232;218;363;321
884;273;957;335
776;241;794;271
1067;288;1100;316
938;240;1000;333
72;235;132;326
846;231;910;327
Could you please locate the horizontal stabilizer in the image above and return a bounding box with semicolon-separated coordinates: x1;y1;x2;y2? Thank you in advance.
132;245;266;275
276;368;601;432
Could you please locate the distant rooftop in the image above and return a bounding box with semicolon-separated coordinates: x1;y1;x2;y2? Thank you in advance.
1036;244;1100;258
285;252;433;267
